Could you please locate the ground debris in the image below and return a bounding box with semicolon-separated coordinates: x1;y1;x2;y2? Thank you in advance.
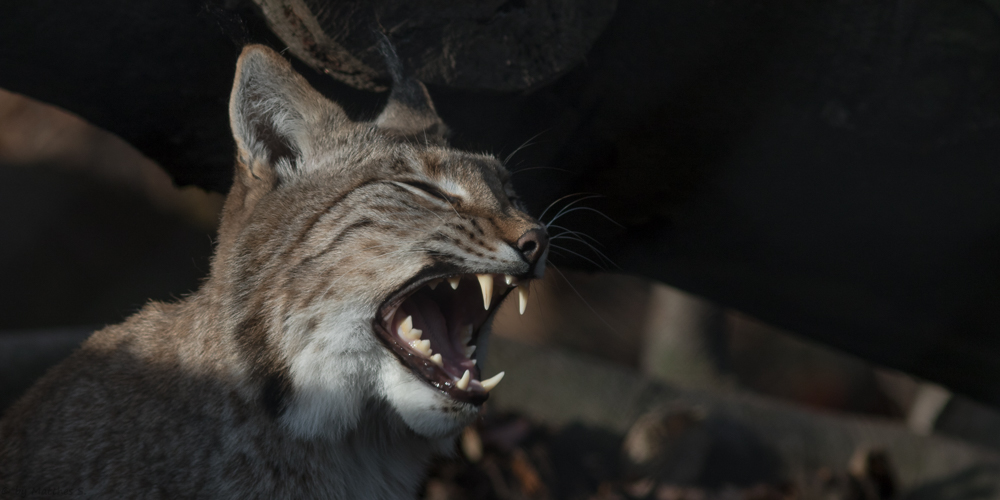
423;410;906;500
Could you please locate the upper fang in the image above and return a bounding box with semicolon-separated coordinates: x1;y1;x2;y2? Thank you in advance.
478;274;493;310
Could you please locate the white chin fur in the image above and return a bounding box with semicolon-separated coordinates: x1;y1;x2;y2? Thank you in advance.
379;356;478;439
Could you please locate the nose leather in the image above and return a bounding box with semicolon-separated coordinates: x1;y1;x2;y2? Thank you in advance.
516;228;549;277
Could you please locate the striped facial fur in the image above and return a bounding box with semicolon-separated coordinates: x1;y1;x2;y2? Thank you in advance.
219;45;548;440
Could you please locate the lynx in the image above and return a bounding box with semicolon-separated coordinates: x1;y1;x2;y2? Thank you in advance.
0;44;548;498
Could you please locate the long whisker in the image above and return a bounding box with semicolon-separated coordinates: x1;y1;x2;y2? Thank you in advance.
550;244;612;271
546;224;604;246
547;222;615;265
503;130;547;166
548;264;623;337
537;192;597;223
543;194;604;227
549;236;618;268
549;231;610;256
546;206;624;228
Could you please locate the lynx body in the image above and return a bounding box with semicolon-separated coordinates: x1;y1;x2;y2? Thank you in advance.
0;45;547;498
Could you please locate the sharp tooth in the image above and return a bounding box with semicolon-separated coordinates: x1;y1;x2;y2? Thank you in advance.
461;325;473;345
403;328;422;341
399;315;413;334
448;276;461;289
456;370;470;390
410;339;432;356
480;371;505;392
471;359;477;366
478;274;493;310
518;285;529;315
504;274;515;286
465;345;476;358
430;353;443;367
428;279;442;290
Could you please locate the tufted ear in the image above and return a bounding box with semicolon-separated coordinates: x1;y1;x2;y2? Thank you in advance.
229;44;347;184
374;36;448;144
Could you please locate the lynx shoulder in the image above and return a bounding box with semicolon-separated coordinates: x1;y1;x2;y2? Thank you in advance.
0;44;548;498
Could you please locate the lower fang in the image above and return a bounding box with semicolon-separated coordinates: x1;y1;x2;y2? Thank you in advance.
480;371;504;392
456;370;470;390
430;353;443;367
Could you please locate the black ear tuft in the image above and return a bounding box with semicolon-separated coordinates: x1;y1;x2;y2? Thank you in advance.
374;32;449;143
377;32;406;87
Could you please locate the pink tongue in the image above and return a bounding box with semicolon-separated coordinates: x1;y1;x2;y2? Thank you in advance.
399;294;462;364
445;285;492;350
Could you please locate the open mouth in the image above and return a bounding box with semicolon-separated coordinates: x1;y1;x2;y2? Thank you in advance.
374;273;530;405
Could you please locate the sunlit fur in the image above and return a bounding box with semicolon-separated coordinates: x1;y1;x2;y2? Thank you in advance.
0;45;543;498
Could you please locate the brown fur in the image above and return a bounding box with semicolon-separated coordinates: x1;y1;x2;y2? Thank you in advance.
0;45;544;498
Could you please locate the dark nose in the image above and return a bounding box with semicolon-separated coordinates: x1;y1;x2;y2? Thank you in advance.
517;228;549;268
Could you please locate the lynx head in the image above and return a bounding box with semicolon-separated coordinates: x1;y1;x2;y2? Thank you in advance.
210;45;548;441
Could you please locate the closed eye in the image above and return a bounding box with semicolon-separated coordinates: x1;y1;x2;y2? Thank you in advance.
397;181;458;204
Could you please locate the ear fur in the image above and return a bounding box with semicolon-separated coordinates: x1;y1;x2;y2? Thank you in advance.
374;35;449;144
229;45;347;183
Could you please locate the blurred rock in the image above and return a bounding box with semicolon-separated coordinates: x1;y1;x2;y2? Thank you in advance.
849;448;897;500
485;336;1000;490
0;89;223;229
493;271;907;417
254;0;617;91
935;397;1000;453
623;406;711;484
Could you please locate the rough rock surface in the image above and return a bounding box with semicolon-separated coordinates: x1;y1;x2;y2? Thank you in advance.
253;0;618;91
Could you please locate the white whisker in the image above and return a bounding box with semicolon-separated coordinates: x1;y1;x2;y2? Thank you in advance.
546;224;604;246
543;194;604;227
537;192;595;223
549;264;622;337
549;236;618;269
546;206;623;228
550;244;611;271
503;130;547;167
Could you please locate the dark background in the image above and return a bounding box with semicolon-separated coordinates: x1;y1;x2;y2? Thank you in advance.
2;0;999;409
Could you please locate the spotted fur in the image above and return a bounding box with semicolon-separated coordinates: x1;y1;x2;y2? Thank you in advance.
0;45;544;498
